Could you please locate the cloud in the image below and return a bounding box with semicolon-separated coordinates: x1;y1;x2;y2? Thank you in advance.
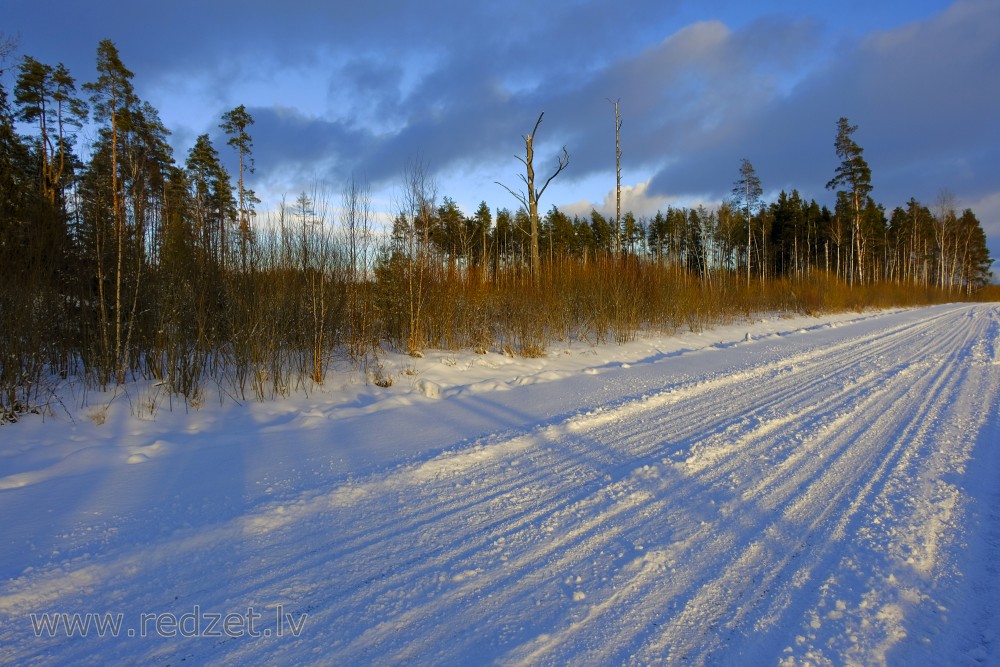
646;0;1000;208
965;190;1000;272
562;180;682;219
968;192;1000;235
234;105;373;194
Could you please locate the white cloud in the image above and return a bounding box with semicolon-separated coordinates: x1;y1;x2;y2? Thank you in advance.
561;180;683;219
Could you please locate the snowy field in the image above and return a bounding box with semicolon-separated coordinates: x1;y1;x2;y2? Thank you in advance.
1;303;998;665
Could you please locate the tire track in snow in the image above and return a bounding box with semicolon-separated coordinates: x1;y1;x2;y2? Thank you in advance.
2;305;995;667
495;305;996;665
171;305;1000;665
641;309;989;664
773;305;1000;666
325;306;987;664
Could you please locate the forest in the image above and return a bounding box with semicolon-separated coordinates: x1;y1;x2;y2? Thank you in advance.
0;39;994;420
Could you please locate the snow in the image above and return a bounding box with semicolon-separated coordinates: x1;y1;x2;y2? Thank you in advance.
1;304;998;665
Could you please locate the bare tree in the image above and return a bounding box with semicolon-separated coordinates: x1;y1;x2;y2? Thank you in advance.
610;99;622;256
396;160;437;354
0;32;17;71
933;190;957;291
341;175;375;357
496;112;569;283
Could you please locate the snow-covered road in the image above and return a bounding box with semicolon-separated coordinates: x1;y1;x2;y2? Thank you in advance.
1;304;998;665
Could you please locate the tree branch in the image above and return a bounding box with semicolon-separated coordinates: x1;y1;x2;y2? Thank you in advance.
535;147;569;201
530;111;545;139
495;181;528;209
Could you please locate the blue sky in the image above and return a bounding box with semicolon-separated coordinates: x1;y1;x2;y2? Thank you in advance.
4;0;999;271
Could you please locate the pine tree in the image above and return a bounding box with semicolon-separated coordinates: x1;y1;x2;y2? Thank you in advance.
589;209;612;254
826;117;873;285
220;105;257;269
14;57;87;205
186;134;235;267
13;57;54;199
436;196;464;261
956;209;993;291
472;200;492;277
0;78;37;415
83;39;138;384
732;158;763;286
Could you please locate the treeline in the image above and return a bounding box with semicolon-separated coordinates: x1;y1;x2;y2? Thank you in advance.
486;189;992;292
0;39;993;420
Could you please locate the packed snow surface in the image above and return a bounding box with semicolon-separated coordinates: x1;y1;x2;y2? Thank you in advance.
1;304;998;665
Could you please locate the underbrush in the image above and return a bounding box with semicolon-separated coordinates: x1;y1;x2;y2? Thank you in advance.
0;256;985;422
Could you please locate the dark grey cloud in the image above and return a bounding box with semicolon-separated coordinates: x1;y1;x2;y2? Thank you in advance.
556;16;825;180
238;106;372;187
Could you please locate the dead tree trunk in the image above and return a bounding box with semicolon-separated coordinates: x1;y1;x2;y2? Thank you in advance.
497;112;569;284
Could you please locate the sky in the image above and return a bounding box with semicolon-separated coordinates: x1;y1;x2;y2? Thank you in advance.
3;0;999;273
